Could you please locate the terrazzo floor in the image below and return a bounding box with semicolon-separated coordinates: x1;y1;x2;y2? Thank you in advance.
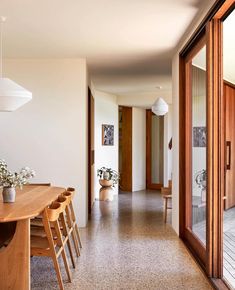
31;190;213;290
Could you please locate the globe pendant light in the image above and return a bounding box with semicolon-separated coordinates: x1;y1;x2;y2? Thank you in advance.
152;97;168;116
0;16;32;112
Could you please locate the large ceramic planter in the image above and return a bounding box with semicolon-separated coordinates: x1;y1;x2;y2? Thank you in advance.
99;187;114;202
99;179;114;201
99;179;113;187
2;187;16;203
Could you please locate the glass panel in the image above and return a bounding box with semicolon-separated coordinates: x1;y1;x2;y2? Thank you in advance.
151;115;164;184
191;45;207;245
223;9;235;289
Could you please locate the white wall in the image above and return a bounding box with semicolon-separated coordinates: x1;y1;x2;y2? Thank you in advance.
0;59;88;227
171;0;216;234
132;107;146;191
93;90;119;197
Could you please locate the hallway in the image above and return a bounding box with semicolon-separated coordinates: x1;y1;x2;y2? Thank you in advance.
31;191;212;290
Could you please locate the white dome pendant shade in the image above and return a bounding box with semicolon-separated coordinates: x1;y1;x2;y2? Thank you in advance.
0;78;32;111
152;97;168;116
0;17;32;112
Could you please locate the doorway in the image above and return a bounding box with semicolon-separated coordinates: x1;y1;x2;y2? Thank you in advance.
146;109;164;190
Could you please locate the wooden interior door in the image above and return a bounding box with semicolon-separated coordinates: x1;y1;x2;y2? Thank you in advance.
225;81;235;210
146;110;164;190
119;106;132;192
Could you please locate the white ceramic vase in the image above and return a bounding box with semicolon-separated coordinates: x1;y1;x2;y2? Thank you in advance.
2;187;16;203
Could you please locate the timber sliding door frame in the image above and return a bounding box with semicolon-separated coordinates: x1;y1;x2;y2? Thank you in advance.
179;0;234;286
179;31;208;270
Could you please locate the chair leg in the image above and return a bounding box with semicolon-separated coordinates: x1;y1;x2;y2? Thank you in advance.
69;203;82;249
60;213;76;268
67;237;76;268
54;221;72;283
61;249;72;283
51;252;65;290
164;198;168;223
71;230;80;257
75;223;82;249
42;211;65;290
65;207;80;256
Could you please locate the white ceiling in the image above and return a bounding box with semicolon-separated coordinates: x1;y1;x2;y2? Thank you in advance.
0;0;208;102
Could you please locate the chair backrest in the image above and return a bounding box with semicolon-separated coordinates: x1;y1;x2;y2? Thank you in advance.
56;195;69;212
62;191;72;202
67;187;75;198
45;202;61;222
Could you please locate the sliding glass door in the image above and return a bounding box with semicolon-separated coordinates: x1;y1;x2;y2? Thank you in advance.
180;1;235;285
180;34;208;266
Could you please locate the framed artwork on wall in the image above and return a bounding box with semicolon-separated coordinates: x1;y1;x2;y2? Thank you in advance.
102;124;114;146
193;126;206;147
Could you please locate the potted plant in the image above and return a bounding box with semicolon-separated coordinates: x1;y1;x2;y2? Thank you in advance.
97;167;119;187
0;159;35;203
195;169;206;203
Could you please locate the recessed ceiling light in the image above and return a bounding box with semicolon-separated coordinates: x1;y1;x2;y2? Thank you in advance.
155;85;162;89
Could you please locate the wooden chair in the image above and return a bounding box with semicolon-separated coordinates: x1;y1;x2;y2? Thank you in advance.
161;182;172;223
31;194;76;268
31;201;72;290
56;195;76;267
61;189;81;257
65;188;82;249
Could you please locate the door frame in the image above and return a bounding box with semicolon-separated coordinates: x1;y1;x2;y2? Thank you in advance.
179;30;208;269
179;0;234;287
88;87;95;215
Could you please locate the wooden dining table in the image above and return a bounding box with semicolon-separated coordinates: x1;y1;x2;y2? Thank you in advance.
0;185;66;290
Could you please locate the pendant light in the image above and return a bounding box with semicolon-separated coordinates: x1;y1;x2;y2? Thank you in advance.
152;97;168;116
0;16;32;112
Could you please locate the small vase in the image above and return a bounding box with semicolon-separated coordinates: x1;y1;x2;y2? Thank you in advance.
2;187;16;203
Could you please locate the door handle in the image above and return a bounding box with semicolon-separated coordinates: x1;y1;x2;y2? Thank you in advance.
226;141;231;170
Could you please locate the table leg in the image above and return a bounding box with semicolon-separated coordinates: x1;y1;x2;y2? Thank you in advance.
0;219;30;290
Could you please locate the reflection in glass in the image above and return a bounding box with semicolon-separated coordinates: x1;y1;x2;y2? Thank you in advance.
191;45;207;245
151;115;164;184
223;9;235;288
